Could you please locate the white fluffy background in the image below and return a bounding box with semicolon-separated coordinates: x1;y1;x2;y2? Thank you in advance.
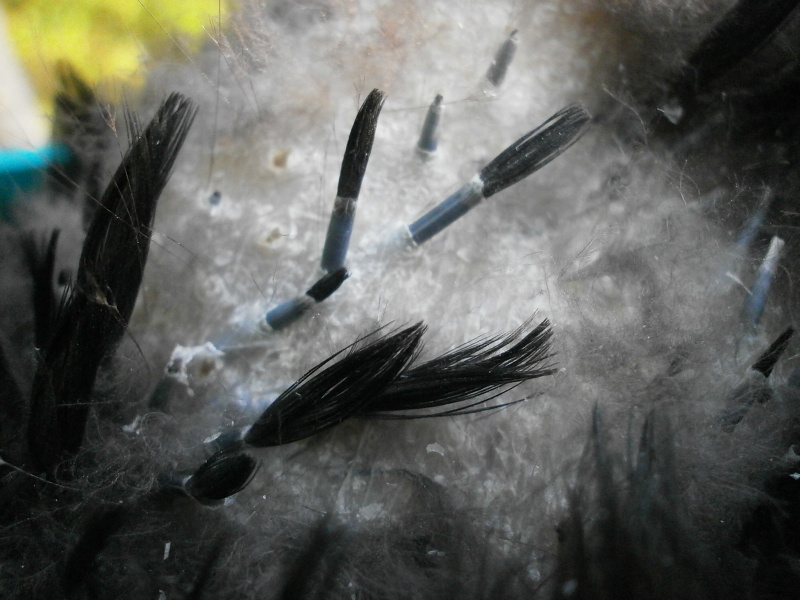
23;0;797;593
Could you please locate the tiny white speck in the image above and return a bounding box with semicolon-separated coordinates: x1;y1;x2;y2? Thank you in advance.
122;415;143;434
426;442;445;456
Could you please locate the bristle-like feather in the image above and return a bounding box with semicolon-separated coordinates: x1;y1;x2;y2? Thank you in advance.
335;89;386;201
480;104;591;198
27;93;197;470
244;324;424;446
321;89;386;272
408;104;592;245
363;318;555;416
77;93;197;333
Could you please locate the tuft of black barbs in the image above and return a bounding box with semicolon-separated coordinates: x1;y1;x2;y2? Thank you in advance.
407;104;592;245
203;318;554;462
26;93;197;472
245;323;425;447
321;88;386;273
265;90;386;329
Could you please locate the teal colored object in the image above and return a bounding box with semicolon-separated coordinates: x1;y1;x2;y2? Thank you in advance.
0;143;71;220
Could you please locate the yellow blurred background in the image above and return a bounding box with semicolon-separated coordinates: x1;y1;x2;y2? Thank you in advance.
2;0;230;102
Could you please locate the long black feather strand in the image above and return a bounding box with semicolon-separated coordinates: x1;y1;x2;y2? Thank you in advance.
363;318;555;417
27;93;197;472
190;320;557;503
244;323;424;447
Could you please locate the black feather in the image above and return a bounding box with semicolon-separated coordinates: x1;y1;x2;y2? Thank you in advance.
335;88;386;200
321;89;386;271
27;94;197;471
244;324;424;447
363;318;555;417
480;104;591;198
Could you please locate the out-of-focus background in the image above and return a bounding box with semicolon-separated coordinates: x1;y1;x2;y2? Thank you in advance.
0;0;230;147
